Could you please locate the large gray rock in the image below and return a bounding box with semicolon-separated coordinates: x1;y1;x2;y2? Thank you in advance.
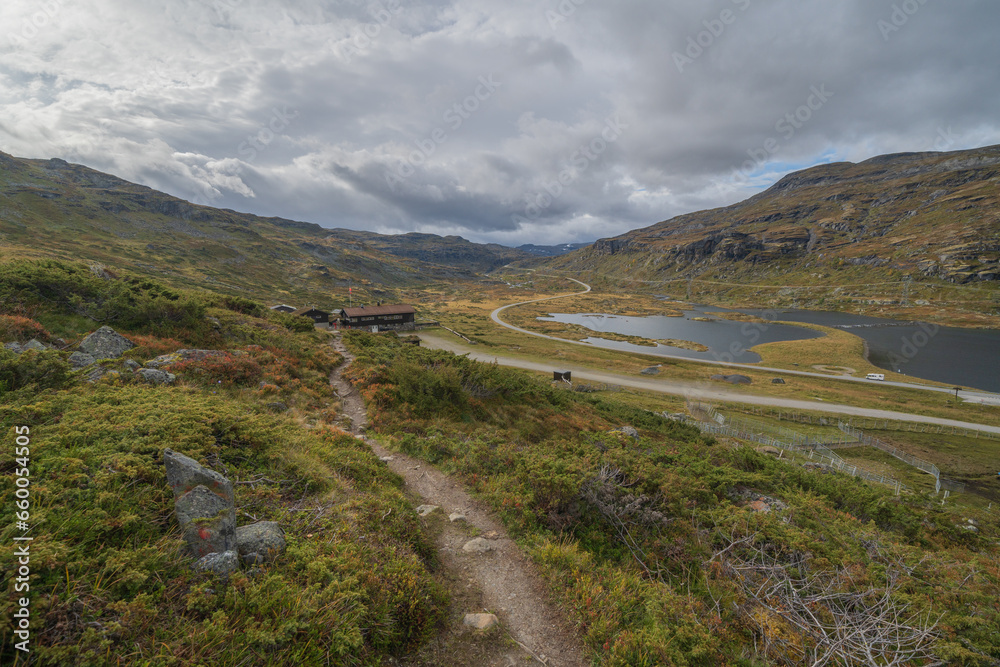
23;339;48;352
68;351;96;368
4;342;23;354
174;485;236;557
164;449;236;558
193;550;239;577
710;374;753;385
79;326;135;360
236;522;286;563
137;368;176;385
163;449;233;504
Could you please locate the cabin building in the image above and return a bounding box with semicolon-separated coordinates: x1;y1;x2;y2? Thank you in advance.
340;304;416;331
269;304;297;313
292;307;331;325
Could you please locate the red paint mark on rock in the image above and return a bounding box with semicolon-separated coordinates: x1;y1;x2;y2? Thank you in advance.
199;527;211;540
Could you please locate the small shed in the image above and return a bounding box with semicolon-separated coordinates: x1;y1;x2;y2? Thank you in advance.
292;307;331;325
270;304;297;313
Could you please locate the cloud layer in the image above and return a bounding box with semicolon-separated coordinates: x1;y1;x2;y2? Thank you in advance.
2;0;999;244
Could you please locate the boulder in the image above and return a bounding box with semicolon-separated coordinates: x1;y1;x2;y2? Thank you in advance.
125;359;141;371
23;339;48;352
68;351;96;368
711;374;752;385
462;538;494;553
174;485;236;557
193;550;240;577
266;401;288;412
449;513;467;523
463;613;499;631
639;366;661;376
771;378;786;385
79;326;135;360
164;449;234;504
236;521;286;563
164;449;236;558
3;342;22;354
137;368;176;385
612;426;639;439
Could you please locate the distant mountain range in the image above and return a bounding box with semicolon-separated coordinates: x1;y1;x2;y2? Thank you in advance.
547;146;1000;286
516;242;593;257
0;151;536;304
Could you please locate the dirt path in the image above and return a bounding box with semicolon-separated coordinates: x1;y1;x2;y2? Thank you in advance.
330;334;588;667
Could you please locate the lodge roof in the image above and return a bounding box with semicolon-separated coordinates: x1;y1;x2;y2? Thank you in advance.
342;304;415;318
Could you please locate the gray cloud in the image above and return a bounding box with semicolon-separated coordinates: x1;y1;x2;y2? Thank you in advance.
1;0;998;245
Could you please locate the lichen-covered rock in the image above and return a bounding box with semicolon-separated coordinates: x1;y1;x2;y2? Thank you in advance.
4;342;23;354
137;368;176;385
164;450;236;557
68;351;96;368
163;449;233;504
175;485;236;557
236;521;286;563
125;359;141;371
192;550;239;577
23;339;48;352
79;326;135;360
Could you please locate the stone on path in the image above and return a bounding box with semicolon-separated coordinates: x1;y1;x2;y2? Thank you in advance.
463;613;499;631
449;512;467;523
462;538;493;553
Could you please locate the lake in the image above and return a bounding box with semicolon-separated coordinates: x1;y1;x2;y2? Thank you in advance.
538;305;1000;392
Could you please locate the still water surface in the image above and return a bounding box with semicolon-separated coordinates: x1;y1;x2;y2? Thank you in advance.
538;305;1000;392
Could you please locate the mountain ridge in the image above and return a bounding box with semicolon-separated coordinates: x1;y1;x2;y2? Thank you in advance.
0;151;534;305
547;145;1000;288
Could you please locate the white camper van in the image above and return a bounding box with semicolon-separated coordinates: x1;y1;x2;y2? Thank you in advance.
866;373;885;381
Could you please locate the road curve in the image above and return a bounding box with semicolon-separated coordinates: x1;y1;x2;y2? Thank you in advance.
489;276;1000;405
418;333;1000;436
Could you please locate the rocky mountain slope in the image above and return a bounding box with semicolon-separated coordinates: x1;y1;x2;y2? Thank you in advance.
0;152;533;305
547;146;1000;287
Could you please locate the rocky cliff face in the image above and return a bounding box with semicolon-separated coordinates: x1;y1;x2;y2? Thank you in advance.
557;145;1000;284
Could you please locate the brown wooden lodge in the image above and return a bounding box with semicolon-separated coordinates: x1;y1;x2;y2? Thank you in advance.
340;304;416;331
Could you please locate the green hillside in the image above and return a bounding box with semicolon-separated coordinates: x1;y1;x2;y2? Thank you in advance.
0;152;532;309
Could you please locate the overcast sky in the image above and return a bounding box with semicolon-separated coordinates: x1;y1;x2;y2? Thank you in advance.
2;1;999;246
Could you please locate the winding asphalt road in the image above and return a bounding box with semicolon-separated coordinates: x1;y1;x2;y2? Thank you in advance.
420;332;1000;435
416;277;1000;434
488;276;1000;407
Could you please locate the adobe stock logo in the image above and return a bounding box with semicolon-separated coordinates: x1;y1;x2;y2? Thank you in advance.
672;0;752;74
734;84;833;183
237;107;300;163
511;114;628;225
878;0;930;42
384;75;502;189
